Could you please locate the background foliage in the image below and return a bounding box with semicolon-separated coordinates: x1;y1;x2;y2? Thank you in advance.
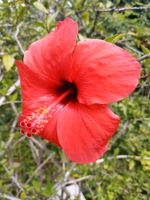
0;0;150;199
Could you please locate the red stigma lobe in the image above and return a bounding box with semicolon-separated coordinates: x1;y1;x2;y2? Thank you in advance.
19;106;50;138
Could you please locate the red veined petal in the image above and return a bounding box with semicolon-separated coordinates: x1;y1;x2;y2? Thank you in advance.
57;103;120;164
24;17;78;83
16;60;55;111
72;39;140;104
40;104;64;147
19;102;64;147
41;116;60;147
19;112;61;146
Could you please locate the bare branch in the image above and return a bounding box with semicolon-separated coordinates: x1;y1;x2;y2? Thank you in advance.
0;23;24;106
0;193;20;200
12;136;26;148
25;153;54;185
29;140;40;166
11;176;24;192
111;121;128;147
3;166;24;193
10;117;18;133
137;53;150;61
14;23;25;54
0;135;14;158
96;155;150;164
64;163;76;182
97;6;150;13
0;101;21;106
66;175;93;185
56;175;94;190
31;137;46;150
0;79;20;106
10;102;19;116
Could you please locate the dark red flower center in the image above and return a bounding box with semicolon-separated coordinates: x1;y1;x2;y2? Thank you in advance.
19;81;78;138
56;80;78;102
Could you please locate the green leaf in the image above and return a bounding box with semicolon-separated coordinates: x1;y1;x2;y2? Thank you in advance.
106;0;113;8
141;45;150;54
42;182;54;197
105;33;125;44
8;93;18;101
129;160;135;170
73;0;84;9
33;2;48;14
32;180;41;193
20;192;26;200
46;12;58;29
82;12;89;24
2;55;15;71
78;33;86;41
116;0;121;5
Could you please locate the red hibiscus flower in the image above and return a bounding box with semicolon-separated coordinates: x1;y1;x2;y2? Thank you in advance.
16;18;140;164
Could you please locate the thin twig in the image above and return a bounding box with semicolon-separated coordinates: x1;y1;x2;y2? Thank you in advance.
29;140;40;166
0;135;14;158
12;136;26;148
97;6;150;13
0;23;24;106
11;176;24;192
10;102;19;116
14;23;25;54
125;44;142;55
111;121;128;147
31;137;46;150
0;101;21;106
25;153;54;184
10;117;18;133
137;53;150;61
0;79;20;106
88;11;99;36
3;166;24;192
0;24;13;27
56;175;93;190
96;155;150;164
0;193;20;200
64;163;76;182
65;175;94;185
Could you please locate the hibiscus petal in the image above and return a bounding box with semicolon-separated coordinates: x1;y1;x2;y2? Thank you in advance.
16;60;54;111
57;103;120;164
19;110;61;147
40;104;64;147
72;39;140;104
24;17;78;83
41;115;61;147
19;99;64;147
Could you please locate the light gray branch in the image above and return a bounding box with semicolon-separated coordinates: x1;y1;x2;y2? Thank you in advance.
137;53;150;61
96;155;150;164
0;100;21;106
0;193;20;200
0;23;24;106
14;23;25;54
97;6;150;13
0;79;20;106
111;121;128;147
56;175;93;191
3;166;24;192
25;153;54;184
